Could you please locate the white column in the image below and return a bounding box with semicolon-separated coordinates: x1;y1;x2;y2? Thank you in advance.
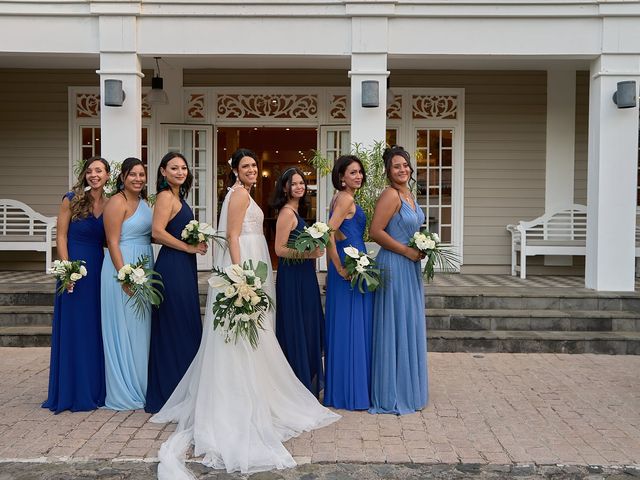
586;54;640;291
97;16;142;164
349;16;388;150
545;69;576;266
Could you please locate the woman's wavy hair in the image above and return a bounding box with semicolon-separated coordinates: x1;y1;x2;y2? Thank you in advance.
115;157;148;200
382;145;416;189
69;156;110;221
331;155;367;191
227;148;258;188
269;167;308;218
156;152;193;198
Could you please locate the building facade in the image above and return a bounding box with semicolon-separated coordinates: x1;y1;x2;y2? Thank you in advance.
0;0;638;290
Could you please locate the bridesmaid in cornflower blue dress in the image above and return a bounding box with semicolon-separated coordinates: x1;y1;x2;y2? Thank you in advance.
145;152;206;414
324;155;373;410
271;167;325;398
43;157;109;413
101;157;153;411
369;146;428;415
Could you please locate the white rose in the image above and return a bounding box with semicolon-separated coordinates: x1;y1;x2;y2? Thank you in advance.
306;226;324;239
198;233;205;242
225;264;245;283
70;272;82;282
424;239;436;250
79;265;87;276
121;264;133;275
189;220;198;226
358;255;370;267
355;265;365;273
185;223;195;232
130;267;147;285
314;222;330;233
208;274;230;289
117;271;126;281
253;277;262;289
343;246;360;259
223;285;236;298
433;233;440;243
181;229;189;239
416;238;429;250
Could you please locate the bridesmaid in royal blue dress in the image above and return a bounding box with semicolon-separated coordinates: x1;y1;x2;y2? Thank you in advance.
43;157;110;413
145;152;206;414
101;157;153;411
324;155;373;410
271;167;325;398
369;146;428;415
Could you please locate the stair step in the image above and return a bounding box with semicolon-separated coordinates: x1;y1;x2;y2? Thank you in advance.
0;306;54;326
0;326;51;347
428;330;640;354
427;309;640;332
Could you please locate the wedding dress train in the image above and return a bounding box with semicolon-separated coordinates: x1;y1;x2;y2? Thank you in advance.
150;188;340;478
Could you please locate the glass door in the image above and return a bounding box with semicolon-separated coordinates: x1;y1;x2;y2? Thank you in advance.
161;124;214;270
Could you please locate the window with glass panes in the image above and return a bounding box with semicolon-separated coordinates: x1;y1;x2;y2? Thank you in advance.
80;126;149;170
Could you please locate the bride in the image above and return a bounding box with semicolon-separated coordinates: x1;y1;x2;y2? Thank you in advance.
150;148;340;478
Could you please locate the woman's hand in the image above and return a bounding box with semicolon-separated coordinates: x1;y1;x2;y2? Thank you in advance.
336;264;350;280
121;283;134;297
404;246;424;262
66;282;76;294
307;247;324;259
188;242;208;255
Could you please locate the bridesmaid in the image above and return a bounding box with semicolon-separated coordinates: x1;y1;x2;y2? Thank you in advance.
369;146;428;414
43;157;109;413
270;167;325;398
145;152;206;414
101;157;153;411
324;155;373;410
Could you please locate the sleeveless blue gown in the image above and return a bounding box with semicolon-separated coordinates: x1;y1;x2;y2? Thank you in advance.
369;197;428;414
324;204;373;410
275;212;325;398
101;200;153;411
145;200;203;413
43;192;106;413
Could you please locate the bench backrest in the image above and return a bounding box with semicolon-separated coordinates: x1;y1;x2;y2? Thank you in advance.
0;199;55;237
518;204;587;242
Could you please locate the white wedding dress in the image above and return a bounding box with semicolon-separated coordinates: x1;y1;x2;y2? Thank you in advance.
150;188;340;478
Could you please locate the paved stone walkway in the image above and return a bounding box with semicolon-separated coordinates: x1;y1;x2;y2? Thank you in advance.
0;348;639;473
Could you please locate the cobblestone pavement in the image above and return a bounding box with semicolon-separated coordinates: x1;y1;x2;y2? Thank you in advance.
0;349;639;477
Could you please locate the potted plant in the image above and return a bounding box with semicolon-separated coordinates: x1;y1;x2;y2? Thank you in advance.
310;140;388;243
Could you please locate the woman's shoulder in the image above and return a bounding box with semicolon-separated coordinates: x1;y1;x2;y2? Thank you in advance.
333;191;355;209
63;191;75;202
378;187;401;204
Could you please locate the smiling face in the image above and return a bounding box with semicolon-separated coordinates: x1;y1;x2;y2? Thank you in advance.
388;154;412;186
161;157;189;187
287;173;306;199
84;160;109;191
342;160;364;191
236;156;258;186
123;164;146;195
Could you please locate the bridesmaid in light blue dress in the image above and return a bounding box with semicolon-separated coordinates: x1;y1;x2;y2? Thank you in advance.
101;157;153;411
369;146;428;415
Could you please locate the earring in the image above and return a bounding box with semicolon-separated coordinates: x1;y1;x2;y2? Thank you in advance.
160;177;168;189
341;181;346;187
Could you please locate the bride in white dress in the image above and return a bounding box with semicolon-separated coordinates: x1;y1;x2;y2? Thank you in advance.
150;148;340;478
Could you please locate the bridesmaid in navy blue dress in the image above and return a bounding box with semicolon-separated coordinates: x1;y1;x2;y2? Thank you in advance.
43;157;110;413
324;155;373;410
145;152;207;414
271;167;325;398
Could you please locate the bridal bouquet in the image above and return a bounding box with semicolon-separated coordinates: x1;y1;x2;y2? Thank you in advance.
116;255;164;319
343;246;381;293
48;259;87;294
209;260;273;349
285;221;332;262
408;229;459;281
181;220;226;247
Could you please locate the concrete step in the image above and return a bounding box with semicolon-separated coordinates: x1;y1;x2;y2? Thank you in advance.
427;309;640;332
428;330;640;355
0;326;51;347
0;306;54;326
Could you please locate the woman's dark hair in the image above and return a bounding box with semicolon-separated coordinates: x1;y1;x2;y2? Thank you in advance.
70;156;111;221
331;155;366;191
115;157;148;200
156;152;193;198
269;167;308;218
227;148;258;187
382;145;414;185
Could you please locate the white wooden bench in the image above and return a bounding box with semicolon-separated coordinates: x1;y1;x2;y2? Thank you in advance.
0;199;57;271
507;204;640;279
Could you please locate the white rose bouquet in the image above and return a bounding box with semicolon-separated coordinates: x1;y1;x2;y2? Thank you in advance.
408;229;459;281
208;259;273;349
180;219;226;247
48;259;87;294
284;221;332;263
116;255;164;319
343;246;381;293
